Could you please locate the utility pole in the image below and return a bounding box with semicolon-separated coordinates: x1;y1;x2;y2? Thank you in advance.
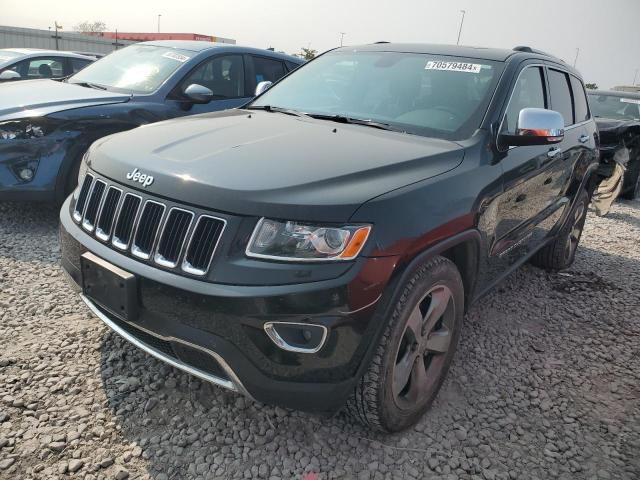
52;21;62;50
112;29;122;50
456;10;466;45
634;69;639;86
157;14;161;33
573;48;580;68
339;32;346;47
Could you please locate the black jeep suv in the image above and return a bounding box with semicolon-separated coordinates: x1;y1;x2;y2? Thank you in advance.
60;44;599;432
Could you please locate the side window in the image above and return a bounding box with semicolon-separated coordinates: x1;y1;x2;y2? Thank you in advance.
503;66;546;134
26;58;65;78
182;55;245;98
285;60;301;72
570;76;589;123
252;56;286;84
71;58;91;73
548;69;574;126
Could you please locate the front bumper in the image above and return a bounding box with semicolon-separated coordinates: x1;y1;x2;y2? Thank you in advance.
60;198;399;412
0;137;67;202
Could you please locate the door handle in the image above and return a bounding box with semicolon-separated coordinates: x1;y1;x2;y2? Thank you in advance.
515;193;527;203
547;147;563;159
544;177;553;185
579;134;590;144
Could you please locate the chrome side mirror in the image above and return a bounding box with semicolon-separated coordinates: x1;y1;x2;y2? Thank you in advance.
500;108;565;147
0;70;21;81
183;83;214;104
254;81;273;96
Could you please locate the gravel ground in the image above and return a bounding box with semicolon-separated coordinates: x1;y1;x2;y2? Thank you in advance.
0;199;639;480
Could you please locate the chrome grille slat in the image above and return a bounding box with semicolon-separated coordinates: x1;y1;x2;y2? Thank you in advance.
71;174;225;276
73;174;94;222
182;216;226;275
96;187;122;241
82;180;106;232
131;201;165;260
154;208;194;268
112;193;142;250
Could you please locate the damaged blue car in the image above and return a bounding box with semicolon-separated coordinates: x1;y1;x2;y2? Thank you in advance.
0;40;301;203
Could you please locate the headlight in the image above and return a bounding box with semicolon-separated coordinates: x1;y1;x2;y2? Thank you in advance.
246;218;371;261
0;118;56;140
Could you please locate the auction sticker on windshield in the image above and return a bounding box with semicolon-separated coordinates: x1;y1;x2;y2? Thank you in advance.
425;61;482;73
162;52;190;63
620;98;640;105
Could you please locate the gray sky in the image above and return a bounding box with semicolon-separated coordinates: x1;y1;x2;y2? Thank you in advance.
2;0;639;88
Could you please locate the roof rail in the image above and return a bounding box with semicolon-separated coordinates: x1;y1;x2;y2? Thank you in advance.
513;45;563;62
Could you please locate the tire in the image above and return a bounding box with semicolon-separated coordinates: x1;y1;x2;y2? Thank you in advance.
620;158;640;200
530;189;589;271
346;256;464;432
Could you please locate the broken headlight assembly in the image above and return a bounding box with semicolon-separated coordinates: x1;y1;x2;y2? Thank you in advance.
246;218;371;261
0;118;57;140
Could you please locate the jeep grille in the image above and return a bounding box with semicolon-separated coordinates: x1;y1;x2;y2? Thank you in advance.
72;174;226;277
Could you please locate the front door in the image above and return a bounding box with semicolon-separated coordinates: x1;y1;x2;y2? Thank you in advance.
491;66;553;271
167;54;252;115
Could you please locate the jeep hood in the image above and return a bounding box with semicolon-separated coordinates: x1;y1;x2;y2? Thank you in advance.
0;79;130;121
89;110;464;222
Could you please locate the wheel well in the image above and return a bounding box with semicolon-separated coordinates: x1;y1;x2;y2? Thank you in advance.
439;239;478;310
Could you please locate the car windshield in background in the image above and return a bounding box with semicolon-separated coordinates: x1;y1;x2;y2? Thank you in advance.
0;49;23;67
68;45;193;93
251;51;502;139
588;93;640;121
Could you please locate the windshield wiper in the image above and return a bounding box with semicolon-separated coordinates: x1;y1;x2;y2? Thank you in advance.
306;113;402;132
246;105;308;118
69;81;107;91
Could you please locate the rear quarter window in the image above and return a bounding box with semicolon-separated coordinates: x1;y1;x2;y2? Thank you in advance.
570;76;590;123
548;69;574;126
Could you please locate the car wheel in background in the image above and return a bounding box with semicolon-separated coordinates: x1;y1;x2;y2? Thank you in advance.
530;189;589;271
61;154;84;205
346;256;464;432
621;158;640;200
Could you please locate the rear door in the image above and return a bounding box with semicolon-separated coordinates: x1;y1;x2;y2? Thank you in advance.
545;68;597;220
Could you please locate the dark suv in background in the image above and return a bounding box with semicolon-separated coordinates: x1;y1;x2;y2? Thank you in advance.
0;41;302;203
60;44;598;432
588;89;640;201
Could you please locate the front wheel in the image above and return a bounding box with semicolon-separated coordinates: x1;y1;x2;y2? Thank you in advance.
346;256;464;432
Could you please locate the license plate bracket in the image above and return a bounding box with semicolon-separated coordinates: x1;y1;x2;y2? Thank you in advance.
81;252;138;321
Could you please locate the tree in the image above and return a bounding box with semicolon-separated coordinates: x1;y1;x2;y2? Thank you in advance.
585;83;598;90
300;47;317;60
73;21;107;34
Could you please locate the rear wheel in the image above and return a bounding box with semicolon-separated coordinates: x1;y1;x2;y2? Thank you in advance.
530;189;589;271
346;256;464;432
621;158;640;200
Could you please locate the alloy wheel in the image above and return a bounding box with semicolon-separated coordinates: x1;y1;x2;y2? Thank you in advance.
565;202;585;261
392;285;455;410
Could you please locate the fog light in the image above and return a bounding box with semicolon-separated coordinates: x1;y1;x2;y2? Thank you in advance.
19;168;34;181
264;322;328;354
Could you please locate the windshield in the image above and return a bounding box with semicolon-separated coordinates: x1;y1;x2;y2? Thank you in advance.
0;50;23;67
251;50;502;139
588;93;640;121
68;45;193;93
